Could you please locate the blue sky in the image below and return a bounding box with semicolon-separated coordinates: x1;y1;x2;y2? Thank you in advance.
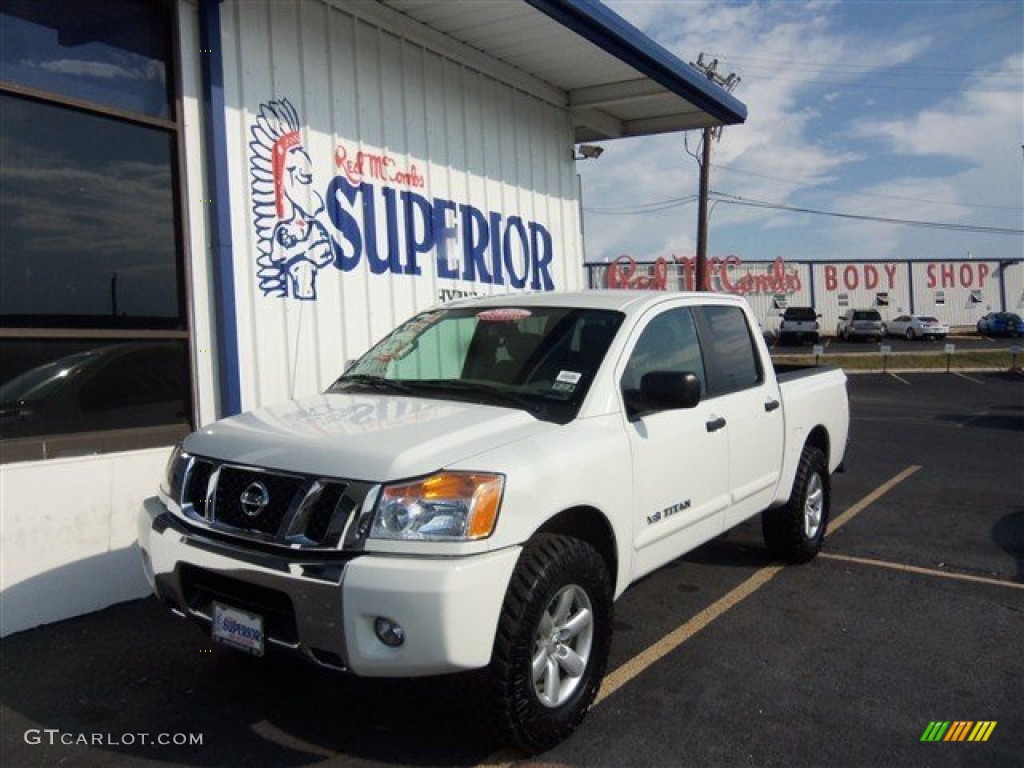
579;0;1023;264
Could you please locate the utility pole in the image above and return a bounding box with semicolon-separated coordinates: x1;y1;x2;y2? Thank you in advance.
696;128;712;290
690;53;740;290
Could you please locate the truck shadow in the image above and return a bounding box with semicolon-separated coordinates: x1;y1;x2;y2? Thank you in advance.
1;592;497;767
992;507;1024;584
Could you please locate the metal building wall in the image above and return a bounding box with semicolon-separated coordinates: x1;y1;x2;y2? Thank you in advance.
216;0;583;410
588;257;1022;335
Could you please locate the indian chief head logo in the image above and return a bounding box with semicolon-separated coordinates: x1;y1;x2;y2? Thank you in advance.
249;98;332;300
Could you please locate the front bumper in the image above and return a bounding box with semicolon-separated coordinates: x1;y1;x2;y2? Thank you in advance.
138;497;521;676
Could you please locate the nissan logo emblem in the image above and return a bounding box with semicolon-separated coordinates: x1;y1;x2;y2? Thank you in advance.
239;481;270;518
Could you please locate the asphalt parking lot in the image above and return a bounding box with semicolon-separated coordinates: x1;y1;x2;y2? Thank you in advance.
2;371;1022;767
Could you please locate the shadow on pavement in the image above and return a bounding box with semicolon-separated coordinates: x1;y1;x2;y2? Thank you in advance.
1;596;495;767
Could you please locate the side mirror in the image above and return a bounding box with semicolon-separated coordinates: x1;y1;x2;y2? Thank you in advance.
627;371;701;420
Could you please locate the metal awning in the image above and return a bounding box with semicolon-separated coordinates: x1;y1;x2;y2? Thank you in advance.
372;0;748;142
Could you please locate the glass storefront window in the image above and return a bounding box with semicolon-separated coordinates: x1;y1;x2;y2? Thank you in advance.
0;92;182;328
0;0;173;119
0;339;190;442
1;0;190;463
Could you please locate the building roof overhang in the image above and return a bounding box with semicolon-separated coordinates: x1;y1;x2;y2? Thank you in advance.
362;0;747;143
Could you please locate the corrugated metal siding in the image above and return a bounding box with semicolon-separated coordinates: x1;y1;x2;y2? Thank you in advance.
217;0;582;409
587;258;1023;335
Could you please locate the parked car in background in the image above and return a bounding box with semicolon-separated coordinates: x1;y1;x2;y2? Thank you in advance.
777;306;820;345
836;309;883;342
977;312;1023;338
883;315;949;340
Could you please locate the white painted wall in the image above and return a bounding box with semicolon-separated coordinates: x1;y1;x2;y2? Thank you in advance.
218;0;584;411
590;257;1022;334
0;447;170;637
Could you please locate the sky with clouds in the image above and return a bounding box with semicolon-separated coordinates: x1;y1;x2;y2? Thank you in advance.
578;0;1023;265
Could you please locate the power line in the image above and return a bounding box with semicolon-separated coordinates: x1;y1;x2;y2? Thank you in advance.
710;192;1024;235
582;191;1023;235
585;195;697;215
713;163;1023;212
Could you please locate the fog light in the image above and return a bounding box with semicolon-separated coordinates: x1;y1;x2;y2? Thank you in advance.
374;617;405;647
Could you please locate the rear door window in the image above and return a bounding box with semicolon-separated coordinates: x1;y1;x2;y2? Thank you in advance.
696;305;764;397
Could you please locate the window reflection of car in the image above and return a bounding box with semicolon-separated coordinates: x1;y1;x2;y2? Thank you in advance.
0;343;188;440
883;315;949;340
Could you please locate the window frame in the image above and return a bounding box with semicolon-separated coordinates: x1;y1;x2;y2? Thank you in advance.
0;0;195;464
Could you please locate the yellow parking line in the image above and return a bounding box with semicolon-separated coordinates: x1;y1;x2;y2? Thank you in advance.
475;466;921;767
594;565;784;705
820;552;1024;591
829;465;921;535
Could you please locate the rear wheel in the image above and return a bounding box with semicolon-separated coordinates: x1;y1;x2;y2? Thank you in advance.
906;328;916;340
762;446;830;563
487;534;613;753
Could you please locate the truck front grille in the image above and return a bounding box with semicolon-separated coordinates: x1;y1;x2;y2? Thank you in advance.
180;458;369;550
213;467;304;536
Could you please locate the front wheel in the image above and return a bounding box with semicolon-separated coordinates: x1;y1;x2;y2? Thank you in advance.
762;446;830;563
487;534;613;753
906;328;916;340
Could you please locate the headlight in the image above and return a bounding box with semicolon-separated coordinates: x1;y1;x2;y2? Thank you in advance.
370;472;504;541
161;442;189;500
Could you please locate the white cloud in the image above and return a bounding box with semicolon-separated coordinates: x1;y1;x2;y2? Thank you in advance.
584;1;1022;262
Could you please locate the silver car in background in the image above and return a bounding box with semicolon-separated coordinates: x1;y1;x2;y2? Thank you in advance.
883;314;949;340
837;309;884;342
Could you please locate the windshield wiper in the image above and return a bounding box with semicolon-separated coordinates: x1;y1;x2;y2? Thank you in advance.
329;374;416;395
412;379;541;413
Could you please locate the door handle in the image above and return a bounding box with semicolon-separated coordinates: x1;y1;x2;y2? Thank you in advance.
764;399;780;413
706;416;727;433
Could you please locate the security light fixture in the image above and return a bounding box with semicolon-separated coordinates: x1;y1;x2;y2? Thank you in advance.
574;144;604;160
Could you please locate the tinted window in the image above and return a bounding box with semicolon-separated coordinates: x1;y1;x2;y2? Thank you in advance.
853;310;881;321
783;307;816;321
1;0;189;463
0;340;190;440
621;308;705;396
0;0;173;119
697;305;763;396
0;93;182;328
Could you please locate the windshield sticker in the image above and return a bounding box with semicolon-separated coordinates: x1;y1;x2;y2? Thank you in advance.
477;308;532;323
556;371;582;385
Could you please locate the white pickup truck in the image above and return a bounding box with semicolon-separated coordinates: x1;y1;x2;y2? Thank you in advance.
139;291;848;752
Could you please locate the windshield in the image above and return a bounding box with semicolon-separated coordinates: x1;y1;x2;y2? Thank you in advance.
853;311;881;321
784;308;816;321
332;306;625;423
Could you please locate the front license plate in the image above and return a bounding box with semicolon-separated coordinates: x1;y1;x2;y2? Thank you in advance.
212;602;264;656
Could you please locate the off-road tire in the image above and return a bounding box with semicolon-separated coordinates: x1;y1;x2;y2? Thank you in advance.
762;446;830;563
487;534;612;753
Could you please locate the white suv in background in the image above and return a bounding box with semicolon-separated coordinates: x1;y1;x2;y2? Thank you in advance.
777;306;820;345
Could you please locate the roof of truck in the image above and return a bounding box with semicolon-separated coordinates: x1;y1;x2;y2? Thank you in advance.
445;289;748;314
